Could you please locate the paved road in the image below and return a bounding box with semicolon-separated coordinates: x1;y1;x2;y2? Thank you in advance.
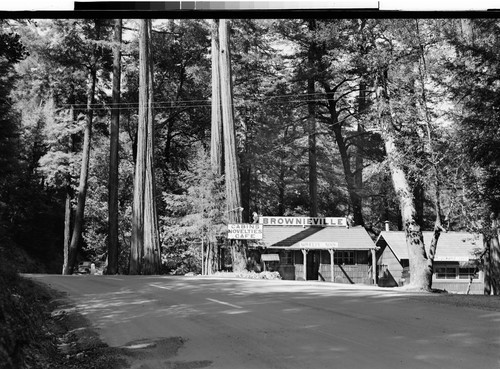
31;275;499;369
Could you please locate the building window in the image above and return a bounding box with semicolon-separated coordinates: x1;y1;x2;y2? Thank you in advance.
334;251;355;265
280;251;293;265
435;266;457;279
320;250;331;264
459;267;478;280
435;265;479;280
355;251;368;264
295;250;304;264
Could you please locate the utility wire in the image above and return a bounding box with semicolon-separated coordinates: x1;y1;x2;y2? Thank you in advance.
57;90;371;110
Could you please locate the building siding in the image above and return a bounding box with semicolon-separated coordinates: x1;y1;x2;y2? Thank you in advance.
377;246;404;287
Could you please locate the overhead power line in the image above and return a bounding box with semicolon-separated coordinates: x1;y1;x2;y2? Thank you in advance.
57;89;370;111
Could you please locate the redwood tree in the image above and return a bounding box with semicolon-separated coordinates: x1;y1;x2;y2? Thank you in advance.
219;19;247;272
129;19;161;275
107;19;122;275
64;20;101;275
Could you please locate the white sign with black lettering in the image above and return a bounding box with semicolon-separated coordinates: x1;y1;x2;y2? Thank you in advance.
228;224;263;239
259;216;347;227
299;242;339;249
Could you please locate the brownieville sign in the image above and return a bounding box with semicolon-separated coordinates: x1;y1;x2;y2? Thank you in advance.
227;224;263;239
259;216;347;227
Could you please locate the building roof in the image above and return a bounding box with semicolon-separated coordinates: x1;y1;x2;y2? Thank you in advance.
376;231;483;262
260;225;375;250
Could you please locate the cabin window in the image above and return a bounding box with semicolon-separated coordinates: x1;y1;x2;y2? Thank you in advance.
280;251;293;265
459;267;478;279
320;250;331;264
355;251;368;264
435;265;478;280
334;251;355;265
435;266;457;279
295;250;304;264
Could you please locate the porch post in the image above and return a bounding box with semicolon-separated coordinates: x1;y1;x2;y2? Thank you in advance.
328;249;334;282
302;249;308;281
371;248;377;285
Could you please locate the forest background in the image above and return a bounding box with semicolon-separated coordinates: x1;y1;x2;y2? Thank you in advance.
0;18;499;290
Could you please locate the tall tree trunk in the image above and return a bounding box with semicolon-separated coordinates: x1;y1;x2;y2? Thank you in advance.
219;19;246;272
209;19;223;273
307;77;318;217
376;71;432;291
66;21;100;274
107;18;122;275
210;19;223;176
307;20;318;217
323;83;363;226
353;80;367;226
129;18;146;274
130;19;162;275
142;19;161;274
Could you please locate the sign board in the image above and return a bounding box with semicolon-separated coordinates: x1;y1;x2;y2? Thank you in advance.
298;242;339;249
434;256;471;262
261;254;280;262
227;223;263;240
259;216;347;227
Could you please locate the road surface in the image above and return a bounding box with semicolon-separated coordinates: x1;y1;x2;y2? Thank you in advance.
31;275;500;369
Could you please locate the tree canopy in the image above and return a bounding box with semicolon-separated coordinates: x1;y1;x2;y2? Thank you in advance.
1;17;499;291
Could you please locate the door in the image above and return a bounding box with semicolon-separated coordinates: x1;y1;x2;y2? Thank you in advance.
307;250;320;280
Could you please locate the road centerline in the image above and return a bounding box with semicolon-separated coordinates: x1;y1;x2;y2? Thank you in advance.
206;298;242;309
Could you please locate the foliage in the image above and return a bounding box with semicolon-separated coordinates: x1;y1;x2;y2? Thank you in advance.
161;145;226;274
0;253;54;368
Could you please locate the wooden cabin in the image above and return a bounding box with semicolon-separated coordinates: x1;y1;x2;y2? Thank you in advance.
375;231;484;293
255;217;377;284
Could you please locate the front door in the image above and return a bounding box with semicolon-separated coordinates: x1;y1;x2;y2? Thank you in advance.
307;250;320;280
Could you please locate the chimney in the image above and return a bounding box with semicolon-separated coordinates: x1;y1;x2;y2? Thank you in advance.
384;221;390;232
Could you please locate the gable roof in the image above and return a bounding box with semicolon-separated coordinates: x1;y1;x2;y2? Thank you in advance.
261;225;375;250
376;231;483;262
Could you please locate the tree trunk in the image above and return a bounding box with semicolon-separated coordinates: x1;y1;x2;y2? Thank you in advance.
307;20;318;217
427;170;447;289
324;83;363;226
210;19;223;176
129;21;147;274
66;21;100;274
219;19;246;272
376;71;432;291
490;215;500;295
130;19;162;275
483;236;491;295
307;76;318;217
107;18;121;275
61;187;71;274
206;238;219;275
130;19;161;275
142;19;161;274
353;80;367;226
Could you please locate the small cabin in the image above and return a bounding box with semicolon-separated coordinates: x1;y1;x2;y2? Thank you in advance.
375;231;484;293
255;216;377;285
